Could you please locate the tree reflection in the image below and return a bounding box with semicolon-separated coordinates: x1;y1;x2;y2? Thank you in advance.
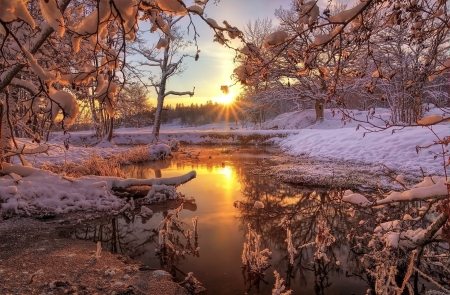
234;164;449;295
73;203;200;279
235;168;366;294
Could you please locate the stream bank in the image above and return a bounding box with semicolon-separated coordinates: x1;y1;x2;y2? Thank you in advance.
0;213;189;295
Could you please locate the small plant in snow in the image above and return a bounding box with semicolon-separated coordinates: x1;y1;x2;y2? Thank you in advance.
242;223;272;274
272;270;292;295
167;139;180;152
155;205;200;263
181;272;206;293
139;206;153;218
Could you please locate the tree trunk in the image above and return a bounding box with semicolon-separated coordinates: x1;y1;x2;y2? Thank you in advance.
152;90;165;141
314;99;324;123
107;117;114;141
0;101;3;169
0;95;14;166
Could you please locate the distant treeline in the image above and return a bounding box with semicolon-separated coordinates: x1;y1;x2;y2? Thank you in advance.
160;100;240;126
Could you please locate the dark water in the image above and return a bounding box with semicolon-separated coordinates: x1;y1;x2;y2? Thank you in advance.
74;147;369;295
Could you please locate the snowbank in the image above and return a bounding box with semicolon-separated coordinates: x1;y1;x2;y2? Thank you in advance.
279;125;447;175
0;164;196;216
0;166;123;215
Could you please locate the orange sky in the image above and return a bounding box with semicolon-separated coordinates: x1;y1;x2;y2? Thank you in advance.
137;0;354;107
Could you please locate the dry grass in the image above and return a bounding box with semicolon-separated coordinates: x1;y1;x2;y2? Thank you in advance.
112;145;150;164
41;154;125;178
41;145;150;178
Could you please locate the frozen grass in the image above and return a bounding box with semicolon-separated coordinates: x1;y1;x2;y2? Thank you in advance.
41;145;150;178
41;153;125;178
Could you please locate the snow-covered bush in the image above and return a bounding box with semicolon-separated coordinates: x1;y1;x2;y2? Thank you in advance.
148;144;172;161
167;139;180;152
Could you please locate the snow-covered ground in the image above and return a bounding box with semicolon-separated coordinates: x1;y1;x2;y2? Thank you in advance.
61;123;297;146
271;108;448;176
11;137;131;167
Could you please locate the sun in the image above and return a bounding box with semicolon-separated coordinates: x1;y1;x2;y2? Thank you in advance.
214;88;235;105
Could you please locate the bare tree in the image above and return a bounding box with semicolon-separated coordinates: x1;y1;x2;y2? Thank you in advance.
132;16;195;141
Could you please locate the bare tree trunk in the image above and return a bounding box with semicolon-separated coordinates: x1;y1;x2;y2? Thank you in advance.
107;117;114;141
91;97;102;138
314;99;325;122
152;89;165;141
0;100;3;170
0;93;14;166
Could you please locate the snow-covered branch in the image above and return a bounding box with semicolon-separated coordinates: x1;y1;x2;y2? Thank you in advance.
164;88;195;98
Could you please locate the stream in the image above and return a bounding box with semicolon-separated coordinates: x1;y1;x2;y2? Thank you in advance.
74;147;369;295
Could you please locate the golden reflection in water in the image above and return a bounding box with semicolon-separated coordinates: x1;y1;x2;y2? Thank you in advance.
217;166;232;179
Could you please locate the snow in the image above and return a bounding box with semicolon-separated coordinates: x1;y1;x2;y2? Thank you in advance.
313;26;342;46
263;31;289;48
158;0;188;15
395;174;405;185
276;109;449;175
39;0;65;37
0;163;195;216
96;138;117;148
139;206;153;217
418;114;443;125
0;165;122;215
328;3;366;23
298;1;320;26
376;177;447;205
23;48;56;83
206;18;220;28
4;144;49;157
156;38;169;49
188;5;203;14
0;0;36;29
47;90;80;127
342;190;371;206
149;144;171;161
234;65;254;82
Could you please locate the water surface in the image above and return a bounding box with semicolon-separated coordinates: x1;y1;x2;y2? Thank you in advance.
75;147;369;294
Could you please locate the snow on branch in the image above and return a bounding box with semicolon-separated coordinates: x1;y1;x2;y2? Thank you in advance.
4;144;49;157
343;176;448;207
0;0;72;93
164;87;195;98
10;78;38;95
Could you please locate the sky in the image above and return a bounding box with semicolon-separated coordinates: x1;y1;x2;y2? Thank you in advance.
136;0;353;107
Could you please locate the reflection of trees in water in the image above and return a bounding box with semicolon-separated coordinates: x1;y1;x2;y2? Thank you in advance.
235;169;365;294
73;209;200;279
236;168;450;294
74;215;156;259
